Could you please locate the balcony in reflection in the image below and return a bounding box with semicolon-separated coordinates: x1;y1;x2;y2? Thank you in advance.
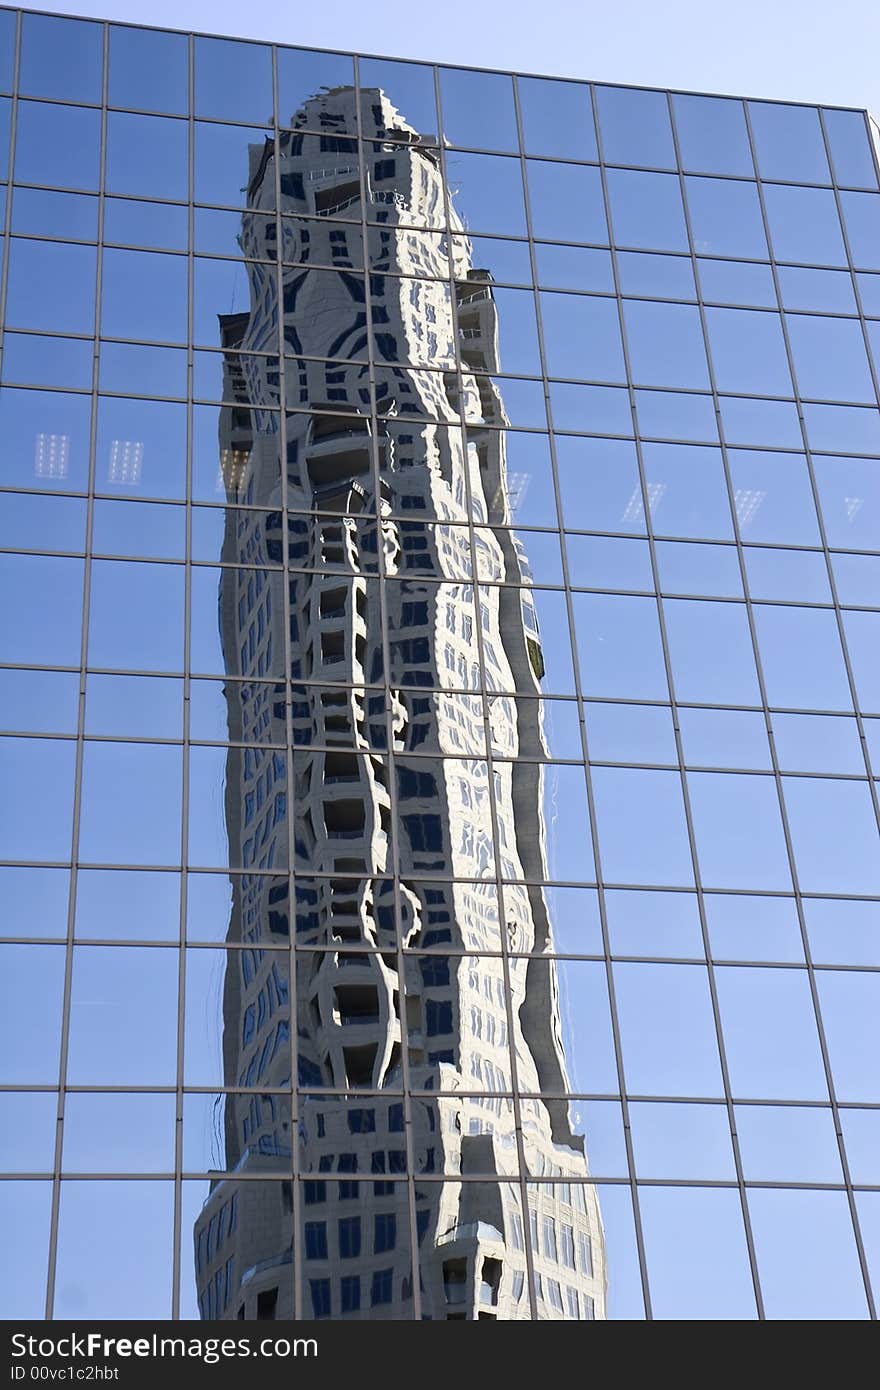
188;80;607;1321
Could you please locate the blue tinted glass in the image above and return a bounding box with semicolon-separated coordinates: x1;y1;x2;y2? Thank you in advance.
786;314;876;403
3;334;92;391
744;547;831;603
616;252;695;299
14;101;101;190
556;437;645;532
673;94;754;176
108;25;189;115
592;768;694;887
655;540;743;597
525;161;607;243
19;13;103;104
623;300;710;390
685;177;768;259
823;108;878;189
777;266;857;313
763;184;847;266
697;258;777;307
596;86;675;170
0;9;14;92
573;593;669;700
549;382;631;434
663;598;760;704
439;68;517;152
749;101;831;183
635;390;718;442
727;450;820;544
6;240;96;334
194;37;273;124
277;48;355;132
358;58;436;139
607;169;689;252
105;113;189;202
802;402;880;453
540;294;625;382
446;151;525;235
754;605;852;710
839;191;880;270
11;187;98;241
193;123;275;209
706;308;793;396
103;198;189;251
534;243;614;292
101;250;188;343
517;77;597;161
720;397;803;448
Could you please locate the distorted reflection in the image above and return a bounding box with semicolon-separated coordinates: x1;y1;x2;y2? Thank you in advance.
191;81;606;1320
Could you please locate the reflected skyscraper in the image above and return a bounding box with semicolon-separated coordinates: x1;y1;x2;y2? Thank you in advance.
193;84;606;1321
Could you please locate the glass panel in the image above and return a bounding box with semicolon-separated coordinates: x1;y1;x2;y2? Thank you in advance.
747;1190;868;1319
663;598;760;704
784;777;880;895
79;742;183;865
591;767;694;887
777;266;857;314
0;1092;57;1171
685;176;768;259
720;396;803;449
556;437;645;533
697;257;777;307
55;1180;174;1318
655;540;743;597
6;239;97;334
278;47;355;130
105;112;189;202
19;13;103;104
14;101;101;190
85;672;183;740
101;249;188;343
604;887;702;956
705;308;793;396
194;37;273;124
525;160;607;243
75;866;181;941
518;77;597;161
715;964;826;1098
606;169;689;252
439;68;518;153
687;773;792;891
743;546;831;602
623;301;710;390
630;1102;735;1179
103;196;189;251
0;668;79;735
753;605;851;710
572;593;669;699
63;1093;176;1172
616;251;696;300
635;390;718;443
2;333;93;391
0;944;65;1083
359;57;437;140
108;24;189;115
763;184;847;266
193;122;275;209
704;894;804;963
806;898;880;968
11;187;98;240
796;316;876;406
96;397;187;499
679;707;771;769
614;962;723;1095
843;610;880;714
99;342;188;398
565;535;654;591
735;1105;843;1182
639;1187;757;1320
748;101;831;184
87;559;185;671
727;449;820;545
596;86;675;170
673;94;754;176
540;293;625;382
445;151;525;235
772;712;864;773
823;108;879;189
0;553;83;664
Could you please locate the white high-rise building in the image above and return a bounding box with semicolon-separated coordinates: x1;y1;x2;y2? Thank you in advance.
193;85;606;1322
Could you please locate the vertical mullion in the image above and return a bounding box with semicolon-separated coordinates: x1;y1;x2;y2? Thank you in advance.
0;5;20;365
741;95;877;1321
272;42;305;1323
171;24;196;1322
515;72;653;1323
44;14;108;1321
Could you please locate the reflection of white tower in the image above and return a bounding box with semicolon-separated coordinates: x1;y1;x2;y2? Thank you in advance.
193;86;606;1322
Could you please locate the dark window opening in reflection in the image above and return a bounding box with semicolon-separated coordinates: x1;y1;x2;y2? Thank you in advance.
191;82;606;1322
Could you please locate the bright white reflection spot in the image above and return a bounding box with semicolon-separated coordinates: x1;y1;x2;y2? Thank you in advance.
34;432;69;479
733;487;766;526
107;439;144;486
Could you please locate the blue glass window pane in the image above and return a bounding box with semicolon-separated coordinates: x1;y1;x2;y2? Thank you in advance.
685;176;768;259
278;49;355;132
517;77;597;161
839;191;880;270
687;774;792;891
11;187;98;241
623;300;710;390
19;13;103;104
0;387;92;490
763;184;847;266
784;778;880;896
2;334;93;391
6;239;97;335
525;161;607;243
663;598;760;704
777;266;857;314
596;86;676;170
697;258;777;307
749;101;831;183
823;108;878;190
14;101;101;190
103;198;189;251
0;9;15;92
673;94;754;176
535;243;614;293
439;67;517;153
194;37;273;124
108;25;189;116
635;390;718;443
105;113;189;202
753;605;852;710
719;397;802;449
616;251;696;300
591;768;694;887
100;250;188;343
642;443;733;539
842;610;880;714
705;308;793;396
193;123;275;209
606;169;689;252
728;451;820;545
572;593;669;700
655;540;743;598
358;58;437;140
446;151;525;235
787;314;876;402
556;437;645;532
803;402;880;453
540;294;625;382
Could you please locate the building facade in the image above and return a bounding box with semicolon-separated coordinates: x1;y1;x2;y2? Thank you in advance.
0;5;879;1321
